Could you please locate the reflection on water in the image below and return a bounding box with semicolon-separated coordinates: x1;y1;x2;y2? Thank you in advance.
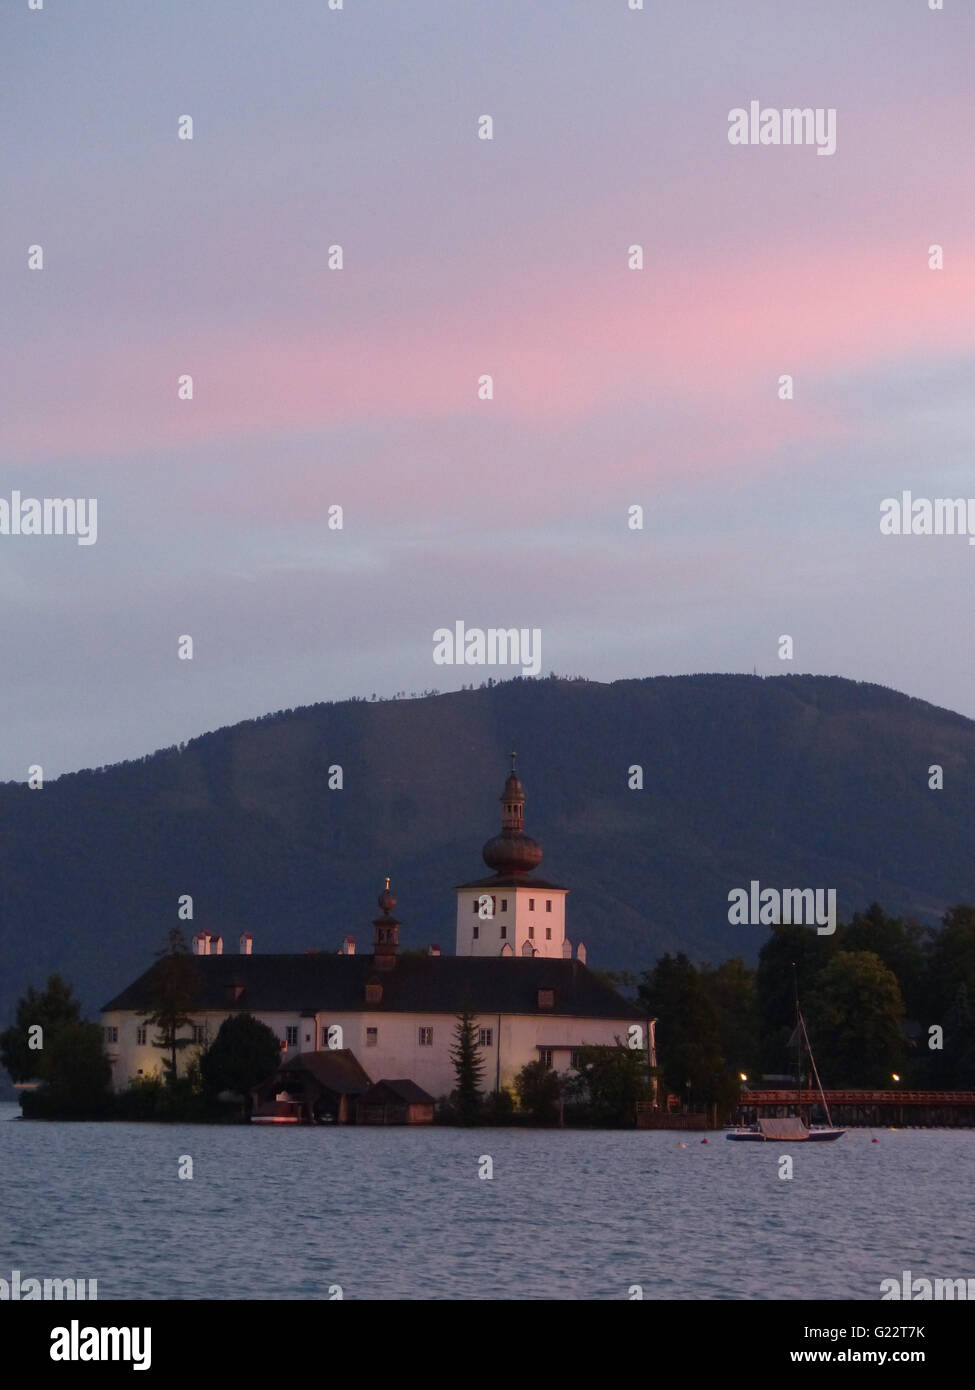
1;1105;971;1300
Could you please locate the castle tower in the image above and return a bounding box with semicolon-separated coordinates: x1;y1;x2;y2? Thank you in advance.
454;756;568;959
372;878;400;970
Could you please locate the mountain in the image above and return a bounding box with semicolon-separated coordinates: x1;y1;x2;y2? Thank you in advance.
2;672;974;1025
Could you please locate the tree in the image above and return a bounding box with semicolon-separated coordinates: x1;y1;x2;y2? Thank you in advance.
756;925;837;1074
19;1021;112;1119
514;1058;561;1124
200;1013;281;1111
700;957;760;1081
449;1008;485;1124
141;928;198;1084
804;951;906;1087
0;974;82;1083
639;953;732;1110
570;1044;651;1126
837;903;926;1016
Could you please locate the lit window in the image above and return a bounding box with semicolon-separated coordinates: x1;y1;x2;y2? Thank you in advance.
366;1027;378;1046
478;1028;493;1047
419;1027;433;1046
285;1025;299;1047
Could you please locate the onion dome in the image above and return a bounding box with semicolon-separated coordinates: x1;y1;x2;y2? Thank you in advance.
481;756;543;875
377;878;397;916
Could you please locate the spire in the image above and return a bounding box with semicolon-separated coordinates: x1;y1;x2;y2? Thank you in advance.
373;877;400;967
482;759;542;875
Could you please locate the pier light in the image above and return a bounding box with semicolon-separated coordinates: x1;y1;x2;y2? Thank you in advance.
739;1073;748;1082
892;1073;900;1082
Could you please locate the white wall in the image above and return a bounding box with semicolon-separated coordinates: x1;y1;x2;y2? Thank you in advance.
454;886;568;958
100;1005;642;1098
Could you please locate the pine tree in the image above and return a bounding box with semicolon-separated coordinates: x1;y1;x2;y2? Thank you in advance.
449;1008;485;1124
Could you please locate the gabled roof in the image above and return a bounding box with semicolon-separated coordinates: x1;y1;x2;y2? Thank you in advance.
102;954;642;1020
274;1049;372;1094
362;1079;435;1105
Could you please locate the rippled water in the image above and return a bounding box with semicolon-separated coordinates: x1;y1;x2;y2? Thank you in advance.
1;1104;971;1300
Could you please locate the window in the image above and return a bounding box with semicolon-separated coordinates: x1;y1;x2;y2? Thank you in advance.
473;898;480;914
285;1025;299;1047
546;927;552;940
419;1027;433;1046
537;989;555;1009
104;1026;118;1045
365;982;383;1004
192;1024;207;1045
570;1050;582;1070
546;900;552;912
500;898;508;912
321;1027;329;1048
136;1027;147;1046
473;924;479;940
500;924;507;939
528;925;535;940
366;1027;378;1047
539;1048;554;1068
478;1028;493;1047
528;898;535;910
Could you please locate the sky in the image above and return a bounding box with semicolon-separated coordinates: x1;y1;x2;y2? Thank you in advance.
2;0;974;780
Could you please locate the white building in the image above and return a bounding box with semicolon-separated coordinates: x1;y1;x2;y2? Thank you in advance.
100;761;653;1104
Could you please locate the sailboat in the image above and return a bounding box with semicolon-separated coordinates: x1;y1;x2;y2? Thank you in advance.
727;968;845;1143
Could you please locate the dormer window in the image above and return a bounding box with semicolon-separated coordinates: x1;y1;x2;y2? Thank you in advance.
537;989;555;1010
365;981;383;1005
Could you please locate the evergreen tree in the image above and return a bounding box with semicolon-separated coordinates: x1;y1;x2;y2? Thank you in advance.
141;928;198;1085
449;1008;485;1123
0;974;82;1083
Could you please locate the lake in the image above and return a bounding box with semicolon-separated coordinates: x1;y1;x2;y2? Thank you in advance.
1;1104;971;1300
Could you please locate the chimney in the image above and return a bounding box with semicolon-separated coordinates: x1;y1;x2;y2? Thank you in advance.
428;943;441;957
239;932;253;955
576;941;587;965
339;936;356;956
192;932;208;956
210;934;223;956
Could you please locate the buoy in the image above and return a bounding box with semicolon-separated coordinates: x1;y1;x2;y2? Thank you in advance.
678;1142;687;1149
701;1138;709;1144
872;1137;879;1143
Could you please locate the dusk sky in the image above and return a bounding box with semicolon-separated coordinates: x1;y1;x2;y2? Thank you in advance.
3;0;974;780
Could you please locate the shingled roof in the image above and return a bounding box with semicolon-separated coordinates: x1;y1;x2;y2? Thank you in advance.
102;953;643;1020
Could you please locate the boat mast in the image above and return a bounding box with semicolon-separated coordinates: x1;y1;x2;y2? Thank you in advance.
798;1006;834;1129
